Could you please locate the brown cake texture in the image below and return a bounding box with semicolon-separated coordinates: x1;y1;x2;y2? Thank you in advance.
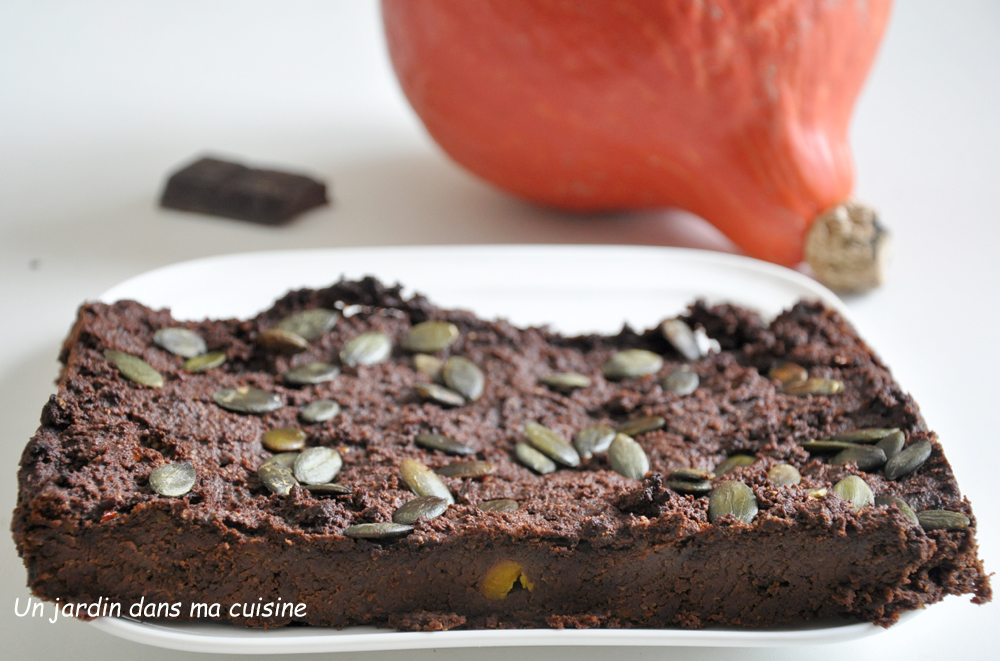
12;278;991;630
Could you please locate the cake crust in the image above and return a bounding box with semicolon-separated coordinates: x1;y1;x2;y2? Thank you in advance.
12;278;991;629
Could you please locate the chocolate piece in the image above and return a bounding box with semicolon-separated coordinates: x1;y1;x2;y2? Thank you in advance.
160;156;328;225
12;279;990;630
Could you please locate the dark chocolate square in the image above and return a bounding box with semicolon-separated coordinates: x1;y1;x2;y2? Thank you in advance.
160;156;328;225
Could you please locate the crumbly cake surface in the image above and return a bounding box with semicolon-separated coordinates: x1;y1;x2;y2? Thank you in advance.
12;278;990;630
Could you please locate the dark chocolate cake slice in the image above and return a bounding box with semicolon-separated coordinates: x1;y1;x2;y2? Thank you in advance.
12;278;990;630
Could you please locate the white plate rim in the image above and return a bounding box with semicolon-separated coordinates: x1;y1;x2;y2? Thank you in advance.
90;611;918;654
98;244;849;325
85;244;901;654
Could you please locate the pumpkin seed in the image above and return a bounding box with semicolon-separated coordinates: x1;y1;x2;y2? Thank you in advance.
404;321;459;353
340;332;392;367
829;427;900;443
708;481;758;523
393;496;449;524
768;464;802;487
104;350;164;388
341;304;365;318
153;327;206;358
670;468;714;481
442;356;485;401
660;318;701;361
783;378;844;396
608;433;649;480
573;425;616;459
715;454;755;475
540;372;592;390
693;328;720;356
343;522;413;539
148;461;196;497
832;475;874;511
874;495;918;524
876;430;905;461
399;458;454;504
884;440;932;480
283;362;340;385
183;351;226;373
669;478;712;495
662;366;699;395
415;433;475;456
602;349;663;380
436;460;495;478
524;422;580;467
832;445;887;471
769;361;808;385
277;308;338;341
293;446;342;484
414;382;466;407
808;488;828;499
300;399;341;424
515;442;557;475
213;386;283;414
262;427;306;452
799;439;859;453
479;499;519;513
261;452;298;469
616;415;666;437
413;354;444;381
257;328;309;354
303;483;352;495
258;463;296;496
481;560;532;600
916;509;970;531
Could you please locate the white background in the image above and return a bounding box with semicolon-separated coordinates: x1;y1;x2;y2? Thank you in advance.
1;1;997;659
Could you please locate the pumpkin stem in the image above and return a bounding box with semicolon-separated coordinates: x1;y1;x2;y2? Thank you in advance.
804;200;891;293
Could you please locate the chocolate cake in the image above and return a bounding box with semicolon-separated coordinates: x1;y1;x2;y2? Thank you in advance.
12;278;990;630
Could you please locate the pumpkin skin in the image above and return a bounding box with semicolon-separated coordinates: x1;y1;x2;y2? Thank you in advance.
382;0;892;266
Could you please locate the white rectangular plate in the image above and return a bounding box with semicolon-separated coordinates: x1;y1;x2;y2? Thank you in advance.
89;245;909;654
98;244;848;329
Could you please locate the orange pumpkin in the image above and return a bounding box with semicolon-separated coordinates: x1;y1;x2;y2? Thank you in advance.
383;0;892;269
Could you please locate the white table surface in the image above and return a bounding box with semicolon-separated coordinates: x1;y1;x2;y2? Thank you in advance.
1;1;997;659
